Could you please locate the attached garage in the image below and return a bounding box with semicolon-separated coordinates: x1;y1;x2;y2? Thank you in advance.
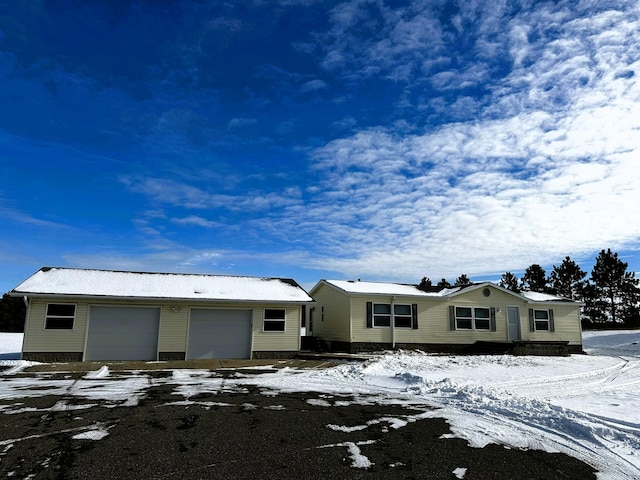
187;309;252;359
86;306;160;361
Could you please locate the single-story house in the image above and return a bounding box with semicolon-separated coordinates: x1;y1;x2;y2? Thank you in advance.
10;267;313;362
309;280;583;354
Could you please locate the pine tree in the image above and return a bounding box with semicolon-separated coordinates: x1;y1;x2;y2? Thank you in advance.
549;256;587;300
586;249;640;325
437;278;452;289
454;274;471;286
520;264;548;292
0;294;26;332
418;277;433;292
499;272;519;292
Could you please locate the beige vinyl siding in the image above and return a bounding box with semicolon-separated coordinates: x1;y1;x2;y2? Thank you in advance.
351;296;394;343
522;303;582;345
23;299;88;352
441;288;519;344
311;285;351;342
252;305;301;351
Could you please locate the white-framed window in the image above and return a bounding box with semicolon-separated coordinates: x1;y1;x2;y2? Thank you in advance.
263;308;286;332
367;302;417;329
373;303;391;327
533;309;550;331
453;306;493;331
393;304;413;328
371;303;414;328
45;304;76;330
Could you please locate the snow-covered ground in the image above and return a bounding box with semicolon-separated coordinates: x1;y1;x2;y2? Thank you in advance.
1;330;638;479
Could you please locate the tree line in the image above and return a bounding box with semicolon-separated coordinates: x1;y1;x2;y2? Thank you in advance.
418;249;640;329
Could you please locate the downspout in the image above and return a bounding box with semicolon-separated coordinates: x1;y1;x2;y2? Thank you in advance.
21;296;30;360
391;296;396;349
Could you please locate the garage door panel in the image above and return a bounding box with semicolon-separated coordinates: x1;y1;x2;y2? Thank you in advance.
86;307;160;361
188;309;251;360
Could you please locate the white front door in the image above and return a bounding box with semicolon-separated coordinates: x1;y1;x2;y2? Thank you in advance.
507;306;521;341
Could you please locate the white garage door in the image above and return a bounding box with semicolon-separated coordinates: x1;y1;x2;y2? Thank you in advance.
86;306;160;361
187;309;252;359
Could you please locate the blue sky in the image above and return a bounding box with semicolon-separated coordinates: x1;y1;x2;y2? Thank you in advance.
2;0;640;293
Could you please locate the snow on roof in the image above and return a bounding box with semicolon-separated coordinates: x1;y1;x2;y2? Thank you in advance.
519;291;569;302
12;267;313;303
321;280;577;304
322;280;443;297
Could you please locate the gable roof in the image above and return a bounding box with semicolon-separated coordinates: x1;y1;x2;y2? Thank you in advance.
312;279;577;304
11;267;313;303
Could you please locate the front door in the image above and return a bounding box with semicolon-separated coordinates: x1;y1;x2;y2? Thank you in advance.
507;306;521;341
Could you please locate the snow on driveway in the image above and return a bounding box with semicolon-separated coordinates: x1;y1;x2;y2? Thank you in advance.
1;330;639;479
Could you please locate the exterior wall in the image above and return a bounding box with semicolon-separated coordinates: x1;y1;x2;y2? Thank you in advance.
251;305;301;353
520;303;582;346
441;287;517;344
315;284;583;352
23;299;88;354
23;297;304;360
310;284;351;342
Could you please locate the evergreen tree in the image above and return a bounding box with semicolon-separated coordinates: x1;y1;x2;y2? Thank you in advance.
499;272;519;292
549;256;587;300
437;278;452;289
417;276;433;292
454;274;471;286
586;249;640;325
0;294;26;332
520;264;548;292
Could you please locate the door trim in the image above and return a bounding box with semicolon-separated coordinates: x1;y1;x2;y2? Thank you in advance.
506;305;521;342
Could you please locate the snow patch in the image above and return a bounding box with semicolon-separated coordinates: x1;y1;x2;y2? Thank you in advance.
453;467;468;479
85;366;109;379
72;426;110;441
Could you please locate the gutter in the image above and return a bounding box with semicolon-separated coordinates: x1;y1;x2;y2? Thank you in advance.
8;292;314;305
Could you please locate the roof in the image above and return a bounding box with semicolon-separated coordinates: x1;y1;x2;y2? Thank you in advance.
313;279;577;304
315;280;445;297
11;267;313;303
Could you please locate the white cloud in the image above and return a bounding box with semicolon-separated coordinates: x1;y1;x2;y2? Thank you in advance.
300;79;327;93
170;216;219;228
286;0;640;281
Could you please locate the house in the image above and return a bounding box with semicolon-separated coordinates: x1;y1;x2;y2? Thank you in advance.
309;280;583;355
10;267;313;362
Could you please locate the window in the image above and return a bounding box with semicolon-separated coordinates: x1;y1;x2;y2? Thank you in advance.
533;309;550;331
45;304;75;330
373;304;391;327
367;303;417;329
452;306;494;331
263;309;286;332
474;308;491;330
393;304;413;328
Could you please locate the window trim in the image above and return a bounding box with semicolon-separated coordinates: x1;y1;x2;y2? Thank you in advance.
372;303;391;327
450;306;496;331
529;308;555;332
366;303;418;329
263;308;286;332
393;304;413;328
45;303;76;330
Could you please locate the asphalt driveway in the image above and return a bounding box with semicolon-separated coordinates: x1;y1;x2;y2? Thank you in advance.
0;367;597;480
